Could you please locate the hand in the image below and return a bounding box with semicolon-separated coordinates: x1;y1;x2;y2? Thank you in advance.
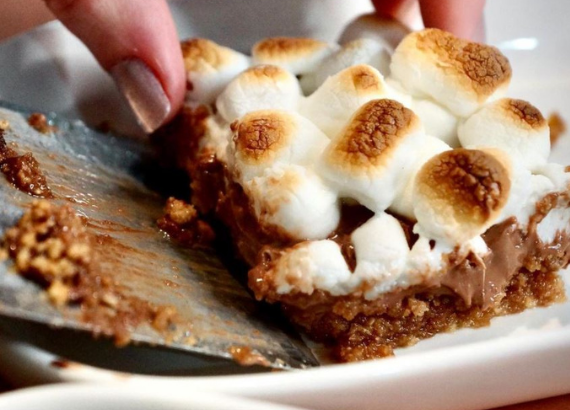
44;0;185;134
372;0;486;40
10;0;487;135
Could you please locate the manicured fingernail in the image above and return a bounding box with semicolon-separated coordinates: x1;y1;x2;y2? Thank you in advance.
111;59;171;133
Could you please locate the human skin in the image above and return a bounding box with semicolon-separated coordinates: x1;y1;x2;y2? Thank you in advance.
1;3;570;409
1;0;485;133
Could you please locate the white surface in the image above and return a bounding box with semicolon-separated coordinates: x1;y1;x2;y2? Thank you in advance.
0;1;570;410
0;384;307;410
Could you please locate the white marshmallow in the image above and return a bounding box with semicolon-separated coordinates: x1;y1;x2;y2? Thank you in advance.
390;29;512;117
510;174;555;228
300;38;392;94
389;136;451;219
216;65;302;122
493;152;534;224
534;163;570;190
351;213;410;296
458;98;550;172
413;148;512;245
182;39;250;105
537;205;570;244
317;99;425;212
301;64;411;139
252;37;336;75
228;110;329;181
411;99;460;147
201;114;233;162
338;13;410;51
272;240;352;295
244;165;340;241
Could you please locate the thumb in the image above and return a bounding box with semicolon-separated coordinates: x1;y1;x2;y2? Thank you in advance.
45;0;185;133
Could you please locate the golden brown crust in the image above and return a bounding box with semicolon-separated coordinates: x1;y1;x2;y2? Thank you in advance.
328;65;386;95
416;148;510;226
242;64;291;82
416;29;512;99
233;111;293;164
347;65;382;91
253;37;327;60
157;197;215;249
1;201;180;345
326;99;417;170
181;38;233;73
500;98;547;130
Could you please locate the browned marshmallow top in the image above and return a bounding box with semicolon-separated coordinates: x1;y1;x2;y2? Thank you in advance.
232;111;293;164
416;148;511;228
181;38;233;72
416;29;512;101
325;99;418;171
500;98;547;130
253;37;329;61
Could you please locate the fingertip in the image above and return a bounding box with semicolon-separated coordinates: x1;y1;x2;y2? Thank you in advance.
45;0;185;131
419;0;486;40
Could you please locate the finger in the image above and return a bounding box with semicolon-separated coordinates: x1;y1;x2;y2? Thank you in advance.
44;0;185;133
419;0;486;40
0;1;54;41
371;0;418;26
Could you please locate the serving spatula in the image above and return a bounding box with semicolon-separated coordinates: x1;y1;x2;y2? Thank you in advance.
0;101;318;370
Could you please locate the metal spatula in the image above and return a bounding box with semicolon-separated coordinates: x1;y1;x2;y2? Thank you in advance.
0;102;318;370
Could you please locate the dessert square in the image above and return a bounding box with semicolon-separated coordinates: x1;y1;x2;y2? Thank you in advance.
154;29;570;362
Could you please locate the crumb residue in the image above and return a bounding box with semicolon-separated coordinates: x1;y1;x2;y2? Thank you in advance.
157;197;215;248
0;130;53;198
1;200;179;346
28;113;57;134
228;345;271;367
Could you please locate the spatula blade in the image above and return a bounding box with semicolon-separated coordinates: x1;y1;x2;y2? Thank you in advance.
0;102;318;370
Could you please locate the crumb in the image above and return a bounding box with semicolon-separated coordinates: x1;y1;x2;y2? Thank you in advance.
27;113;57;134
157;197;215;248
228;346;271;367
0;119;10;131
1;201;180;346
0;131;53;198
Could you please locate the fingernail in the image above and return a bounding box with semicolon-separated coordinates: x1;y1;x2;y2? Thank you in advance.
111;59;171;133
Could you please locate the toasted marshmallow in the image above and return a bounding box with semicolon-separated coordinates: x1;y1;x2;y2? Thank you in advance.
537;199;570;243
389;136;451;219
301;65;410;138
317;99;425;211
458;98;550;171
390;29;512;117
534;163;570;190
182;39;250;105
228;110;329;181
252;37;336;75
216;65;302;122
351;213;410;296
413;148;511;244
411;99;460;147
511;174;555;228
338;13;410;51
244;165;340;241
301;39;392;94
272;240;351;295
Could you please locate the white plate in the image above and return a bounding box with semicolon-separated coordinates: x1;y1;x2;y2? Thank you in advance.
0;384;307;410
1;1;570;410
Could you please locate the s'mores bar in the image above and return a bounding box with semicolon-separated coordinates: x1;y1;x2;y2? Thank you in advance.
155;29;570;362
